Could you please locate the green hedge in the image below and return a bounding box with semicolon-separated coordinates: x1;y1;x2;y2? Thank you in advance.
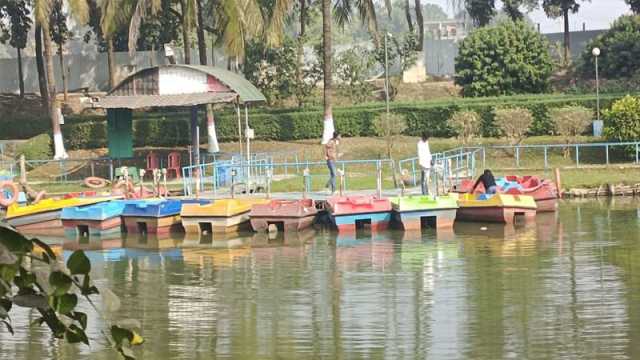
11;93;631;149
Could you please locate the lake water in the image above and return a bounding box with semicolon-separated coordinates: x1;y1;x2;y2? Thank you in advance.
2;198;640;359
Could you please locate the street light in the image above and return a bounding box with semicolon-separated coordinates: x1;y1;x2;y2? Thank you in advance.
592;47;601;122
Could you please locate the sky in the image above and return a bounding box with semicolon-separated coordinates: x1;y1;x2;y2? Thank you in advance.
425;0;632;33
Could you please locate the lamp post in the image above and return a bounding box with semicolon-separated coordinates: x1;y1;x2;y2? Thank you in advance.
592;47;601;121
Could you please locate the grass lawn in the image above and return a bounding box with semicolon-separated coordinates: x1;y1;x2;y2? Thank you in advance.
15;135;640;195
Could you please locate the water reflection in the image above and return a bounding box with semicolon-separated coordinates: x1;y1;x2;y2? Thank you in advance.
4;200;640;359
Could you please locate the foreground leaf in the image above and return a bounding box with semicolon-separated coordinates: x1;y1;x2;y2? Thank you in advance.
12;294;48;309
49;272;72;296
67;251;91;275
55;294;78;315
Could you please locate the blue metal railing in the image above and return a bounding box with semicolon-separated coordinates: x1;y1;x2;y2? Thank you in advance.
182;158;396;196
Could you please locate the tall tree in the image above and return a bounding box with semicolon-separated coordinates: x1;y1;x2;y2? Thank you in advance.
34;0;88;159
414;0;423;51
34;25;49;105
50;0;71;101
179;0;194;63
1;0;32;98
627;0;640;13
296;0;308;107
465;0;495;26
321;0;333;144
502;0;538;21
542;0;587;65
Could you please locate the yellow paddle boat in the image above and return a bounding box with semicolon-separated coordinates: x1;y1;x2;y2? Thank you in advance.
181;198;271;234
456;193;537;223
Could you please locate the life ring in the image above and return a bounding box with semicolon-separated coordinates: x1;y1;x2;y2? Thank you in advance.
0;181;19;207
84;177;108;189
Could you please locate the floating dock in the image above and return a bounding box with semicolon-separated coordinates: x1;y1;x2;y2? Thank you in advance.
250;199;318;232
327;195;392;233
391;194;459;230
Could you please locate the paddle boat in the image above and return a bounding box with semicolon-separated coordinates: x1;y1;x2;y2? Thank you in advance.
181;198;270;235
4;196;113;236
498;175;558;212
456;193;537;223
326;195;392;233
121;198;209;235
61;200;145;240
249;199;318;232
452;175;558;212
390;194;459;231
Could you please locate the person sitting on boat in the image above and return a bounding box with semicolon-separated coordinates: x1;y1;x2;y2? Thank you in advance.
470;169;497;194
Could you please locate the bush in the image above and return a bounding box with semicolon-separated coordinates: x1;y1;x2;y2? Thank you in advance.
14;134;52;160
550;106;593;142
448;110;482;145
579;15;640;79
455;20;553;97
57;93;622;150
494;107;534;145
603;95;640;142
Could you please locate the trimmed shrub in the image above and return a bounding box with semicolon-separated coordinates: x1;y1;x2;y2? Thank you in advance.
494;107;534;145
550;106;593;141
14;134;52;160
604;95;640;142
449;110;482;145
54;93;625;149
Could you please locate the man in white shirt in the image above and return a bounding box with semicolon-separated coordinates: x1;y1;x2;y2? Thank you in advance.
417;132;432;195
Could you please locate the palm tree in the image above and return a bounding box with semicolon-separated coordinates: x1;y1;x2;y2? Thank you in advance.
543;0;585;66
34;0;88;159
321;0;333;144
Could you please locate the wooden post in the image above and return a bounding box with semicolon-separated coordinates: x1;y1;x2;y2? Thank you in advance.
554;168;562;198
19;154;26;184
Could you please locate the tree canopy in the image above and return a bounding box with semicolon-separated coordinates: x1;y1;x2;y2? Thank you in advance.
454;20;553;97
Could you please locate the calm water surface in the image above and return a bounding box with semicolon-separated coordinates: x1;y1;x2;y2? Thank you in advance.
2;198;640;359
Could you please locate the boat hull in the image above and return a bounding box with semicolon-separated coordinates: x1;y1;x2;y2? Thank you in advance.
250;215;317;232
122;215;182;235
249;199;318;232
456;206;536;223
62;217;123;240
331;212;392;233
392;209;457;230
182;212;251;234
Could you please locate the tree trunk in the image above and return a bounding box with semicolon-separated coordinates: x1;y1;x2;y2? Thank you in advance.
35;25;49;107
404;0;414;33
321;0;334;145
107;39;116;90
563;8;570;65
296;0;307;107
17;47;24;98
414;0;424;52
180;0;192;65
196;0;207;65
58;43;68;102
43;27;67;159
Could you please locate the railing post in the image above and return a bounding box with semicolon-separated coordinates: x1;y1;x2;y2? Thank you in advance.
605;144;609;165
575;145;580;167
516;147;520;168
411;160;417;186
342;163;347;191
482;147;486;169
544;147;548;169
636;143;639;164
